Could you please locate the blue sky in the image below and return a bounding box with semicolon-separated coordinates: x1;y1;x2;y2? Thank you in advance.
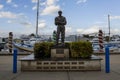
0;0;120;37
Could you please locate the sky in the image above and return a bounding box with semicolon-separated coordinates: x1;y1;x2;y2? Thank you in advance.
0;0;120;37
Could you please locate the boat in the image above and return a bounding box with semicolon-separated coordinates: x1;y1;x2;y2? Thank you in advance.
0;42;6;51
13;42;34;52
13;36;47;52
0;37;7;51
91;37;120;52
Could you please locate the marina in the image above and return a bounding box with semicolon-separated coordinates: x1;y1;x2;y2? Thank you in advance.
0;0;120;80
1;34;120;54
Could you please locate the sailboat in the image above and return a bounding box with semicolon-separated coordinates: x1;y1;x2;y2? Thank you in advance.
14;0;40;52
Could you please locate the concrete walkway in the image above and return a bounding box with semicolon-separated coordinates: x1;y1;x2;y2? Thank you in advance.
0;55;120;80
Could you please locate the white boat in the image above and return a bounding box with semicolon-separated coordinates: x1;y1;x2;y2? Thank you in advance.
13;37;46;52
109;38;120;44
91;38;120;52
90;38;99;44
13;42;34;52
28;37;45;46
0;37;7;51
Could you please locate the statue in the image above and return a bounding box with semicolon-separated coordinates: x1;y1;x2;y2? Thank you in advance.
54;10;67;45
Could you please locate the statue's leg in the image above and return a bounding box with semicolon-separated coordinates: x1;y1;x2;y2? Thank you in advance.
61;26;65;44
56;26;60;45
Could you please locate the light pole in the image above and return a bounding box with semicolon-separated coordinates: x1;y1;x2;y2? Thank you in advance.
36;0;39;37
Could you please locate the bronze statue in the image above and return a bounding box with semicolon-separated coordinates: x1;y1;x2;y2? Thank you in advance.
55;10;67;45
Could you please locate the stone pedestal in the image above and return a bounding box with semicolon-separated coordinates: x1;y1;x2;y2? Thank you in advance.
19;44;102;71
19;54;102;71
51;44;70;59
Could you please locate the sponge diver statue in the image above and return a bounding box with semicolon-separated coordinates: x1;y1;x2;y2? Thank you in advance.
54;10;67;46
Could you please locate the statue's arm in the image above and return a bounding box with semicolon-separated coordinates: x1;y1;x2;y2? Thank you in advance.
60;17;67;25
55;17;67;25
55;17;59;25
63;17;67;25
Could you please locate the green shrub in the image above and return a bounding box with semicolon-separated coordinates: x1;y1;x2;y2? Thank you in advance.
70;41;93;58
34;41;93;59
34;42;54;59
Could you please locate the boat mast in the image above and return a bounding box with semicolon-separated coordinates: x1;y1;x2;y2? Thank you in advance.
36;0;39;37
108;14;110;42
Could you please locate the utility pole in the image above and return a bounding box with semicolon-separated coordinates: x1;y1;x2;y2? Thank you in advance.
108;14;110;42
36;0;39;37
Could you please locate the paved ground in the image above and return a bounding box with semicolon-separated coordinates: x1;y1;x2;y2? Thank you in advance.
0;54;120;80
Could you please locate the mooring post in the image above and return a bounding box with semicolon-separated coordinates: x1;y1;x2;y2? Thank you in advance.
8;32;13;53
105;46;110;73
13;49;17;73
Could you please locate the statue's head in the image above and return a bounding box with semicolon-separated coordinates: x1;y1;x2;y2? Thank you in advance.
58;10;62;16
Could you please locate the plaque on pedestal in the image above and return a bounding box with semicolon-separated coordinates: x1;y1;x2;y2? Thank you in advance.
51;45;69;59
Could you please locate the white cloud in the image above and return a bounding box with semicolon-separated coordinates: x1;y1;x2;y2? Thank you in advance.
41;5;60;15
32;0;37;3
0;4;4;9
109;28;120;34
7;20;14;23
76;25;100;34
32;5;37;10
6;12;32;28
0;30;9;37
94;21;105;24
20;22;32;27
66;27;72;33
0;11;17;18
40;0;60;15
24;5;28;8
40;2;46;6
8;19;33;28
13;4;18;8
46;0;57;6
113;29;119;32
82;26;99;34
17;13;27;19
76;29;84;33
1;12;27;19
76;0;87;4
7;0;12;3
110;16;120;20
6;0;18;8
38;20;46;28
32;0;60;16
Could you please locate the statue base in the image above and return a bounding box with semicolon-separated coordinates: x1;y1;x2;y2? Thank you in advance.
19;54;102;71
